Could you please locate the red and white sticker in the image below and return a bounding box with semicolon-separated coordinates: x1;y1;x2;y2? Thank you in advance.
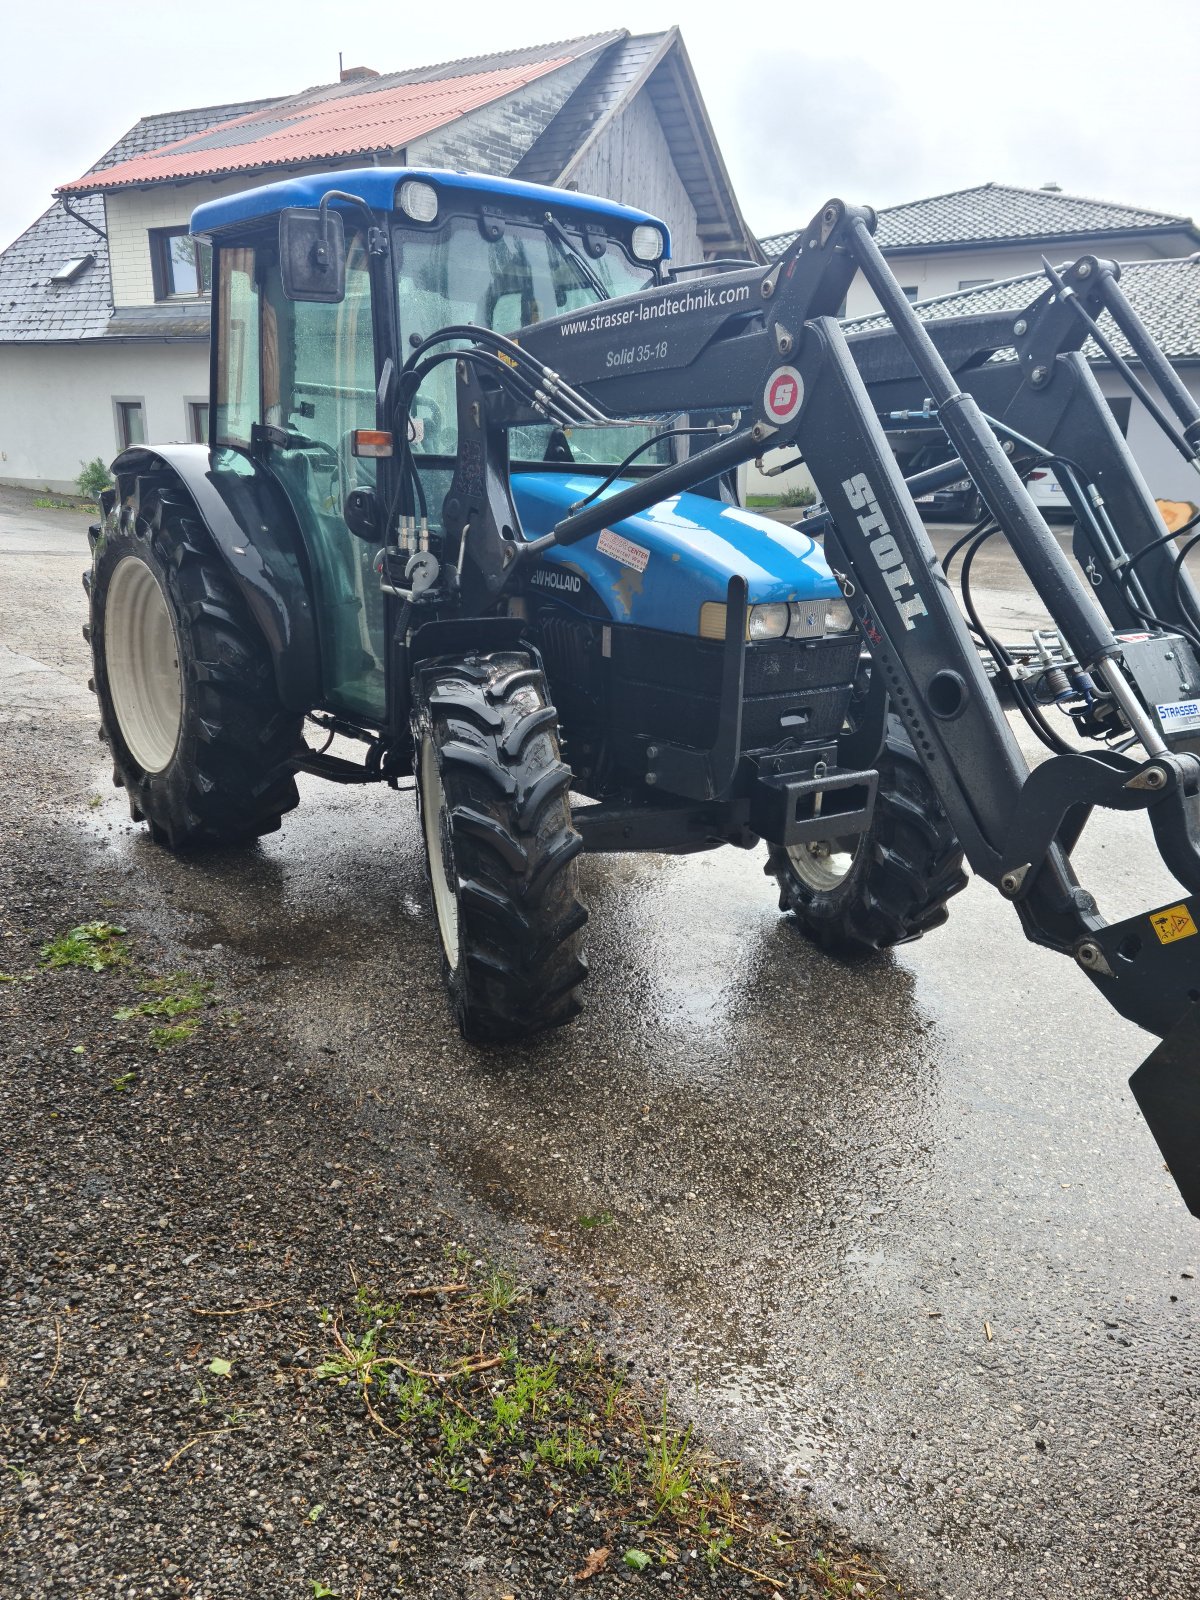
763;365;804;426
597;528;650;572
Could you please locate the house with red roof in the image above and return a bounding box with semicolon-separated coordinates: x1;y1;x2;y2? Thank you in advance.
0;29;754;490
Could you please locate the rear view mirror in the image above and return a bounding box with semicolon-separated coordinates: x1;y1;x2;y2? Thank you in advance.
279;207;346;303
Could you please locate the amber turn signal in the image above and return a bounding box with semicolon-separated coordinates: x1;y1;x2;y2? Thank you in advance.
352;429;393;458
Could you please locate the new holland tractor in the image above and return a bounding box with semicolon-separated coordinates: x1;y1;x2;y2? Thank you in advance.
85;168;1200;1214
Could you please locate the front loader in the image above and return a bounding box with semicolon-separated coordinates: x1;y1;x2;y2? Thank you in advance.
83;169;1200;1216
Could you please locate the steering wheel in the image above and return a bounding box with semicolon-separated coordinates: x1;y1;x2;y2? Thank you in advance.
280;431;342;473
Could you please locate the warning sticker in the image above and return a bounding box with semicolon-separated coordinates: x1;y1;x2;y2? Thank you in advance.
597;529;649;573
763;365;804;427
1150;903;1199;945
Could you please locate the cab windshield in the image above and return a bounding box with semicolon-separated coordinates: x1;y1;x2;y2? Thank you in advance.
395;214;669;469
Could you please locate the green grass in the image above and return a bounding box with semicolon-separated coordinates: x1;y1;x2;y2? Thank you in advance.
33;496;98;513
114;974;212;1021
642;1391;693;1518
745;485;817;509
149;1019;200;1048
40;922;127;971
111;971;215;1050
534;1423;599;1473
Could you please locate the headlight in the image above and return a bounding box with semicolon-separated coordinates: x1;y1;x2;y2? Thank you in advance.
699;601;789;641
398;180;438;223
631;224;665;262
747;603;790;641
699;598;854;640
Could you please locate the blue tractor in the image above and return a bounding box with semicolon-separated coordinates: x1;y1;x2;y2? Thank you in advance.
85;168;1200;1221
87;168;960;1042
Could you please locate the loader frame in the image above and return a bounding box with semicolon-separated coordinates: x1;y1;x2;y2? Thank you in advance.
427;199;1200;1210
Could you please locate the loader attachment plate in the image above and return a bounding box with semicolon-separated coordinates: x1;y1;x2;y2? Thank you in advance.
1129;1001;1200;1217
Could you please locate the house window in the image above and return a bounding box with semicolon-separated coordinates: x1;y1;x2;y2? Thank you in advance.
901;286;920;302
114;399;146;449
958;278;991;291
151;228;212;299
187;400;210;444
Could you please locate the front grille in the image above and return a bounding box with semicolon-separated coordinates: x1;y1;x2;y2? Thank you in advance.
609;625;857;759
613;628;859;696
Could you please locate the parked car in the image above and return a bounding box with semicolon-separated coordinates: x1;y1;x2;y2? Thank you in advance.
904;441;1073;523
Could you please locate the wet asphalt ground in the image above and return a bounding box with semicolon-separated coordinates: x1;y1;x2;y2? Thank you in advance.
3;495;1199;1599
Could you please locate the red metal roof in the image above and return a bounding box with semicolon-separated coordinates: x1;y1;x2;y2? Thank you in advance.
58;54;576;193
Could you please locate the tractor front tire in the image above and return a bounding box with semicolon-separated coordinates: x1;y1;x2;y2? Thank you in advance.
412;650;588;1043
768;715;967;951
86;485;302;849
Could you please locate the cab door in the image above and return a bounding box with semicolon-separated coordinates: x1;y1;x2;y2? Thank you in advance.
261;230;386;722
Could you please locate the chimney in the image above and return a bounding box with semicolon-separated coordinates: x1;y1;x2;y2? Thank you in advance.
341;65;380;83
1040;182;1063;192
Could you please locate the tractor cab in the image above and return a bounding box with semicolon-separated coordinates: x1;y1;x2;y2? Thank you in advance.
191;169;676;724
191;168;846;742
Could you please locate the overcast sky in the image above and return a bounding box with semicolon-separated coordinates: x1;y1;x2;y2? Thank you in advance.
3;0;1197;252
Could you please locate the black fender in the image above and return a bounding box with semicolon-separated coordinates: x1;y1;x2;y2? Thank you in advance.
407;615;530;667
109;443;320;712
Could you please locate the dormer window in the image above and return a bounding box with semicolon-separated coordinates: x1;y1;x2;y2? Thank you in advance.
151;228;212;299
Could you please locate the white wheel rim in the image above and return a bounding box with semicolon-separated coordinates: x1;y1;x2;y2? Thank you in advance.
105;556;183;775
420;735;461;968
786;837;858;893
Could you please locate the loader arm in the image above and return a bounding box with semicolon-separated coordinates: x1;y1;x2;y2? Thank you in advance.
421;200;1200;1214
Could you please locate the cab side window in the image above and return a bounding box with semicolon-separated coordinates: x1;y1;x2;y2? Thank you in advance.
214;247;260;448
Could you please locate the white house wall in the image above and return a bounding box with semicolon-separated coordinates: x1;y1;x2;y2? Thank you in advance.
568;93;704;267
0;342;209;491
1096;366;1200;504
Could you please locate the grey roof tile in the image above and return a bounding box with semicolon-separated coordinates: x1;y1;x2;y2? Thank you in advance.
760;183;1200;259
841;254;1200;364
0;195;111;342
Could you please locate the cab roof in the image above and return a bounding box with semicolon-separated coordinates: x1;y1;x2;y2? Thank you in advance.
191;166;669;247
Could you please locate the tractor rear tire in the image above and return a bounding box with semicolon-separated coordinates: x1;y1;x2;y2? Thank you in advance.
767;714;967;951
86;484;302;849
412;650;588;1043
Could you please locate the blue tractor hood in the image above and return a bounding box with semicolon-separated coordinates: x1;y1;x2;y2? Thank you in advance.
509;473;838;636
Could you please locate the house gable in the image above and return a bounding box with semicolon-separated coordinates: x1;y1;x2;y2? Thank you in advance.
514;31;756;260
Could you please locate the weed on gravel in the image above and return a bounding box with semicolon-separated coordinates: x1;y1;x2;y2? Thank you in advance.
316;1259;893;1596
39;920;127;971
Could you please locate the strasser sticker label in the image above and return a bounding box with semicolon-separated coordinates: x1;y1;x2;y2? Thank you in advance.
763;365;804;426
597;529;650;572
1156;699;1200;733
